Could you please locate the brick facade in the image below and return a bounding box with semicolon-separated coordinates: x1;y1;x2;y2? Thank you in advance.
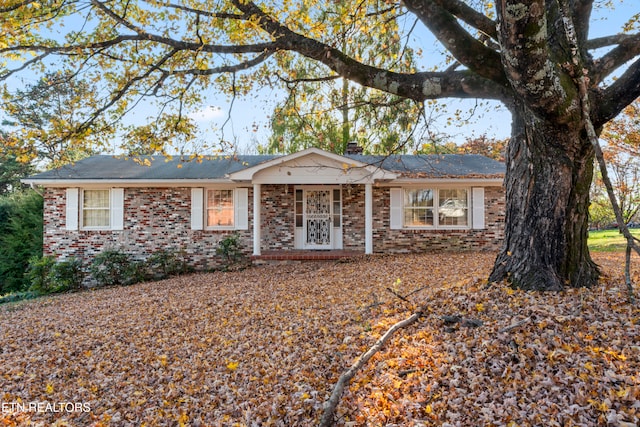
341;185;505;253
371;186;505;252
43;187;254;270
43;184;505;270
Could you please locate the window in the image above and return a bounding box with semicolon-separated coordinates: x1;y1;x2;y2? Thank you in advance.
82;189;111;228
207;189;234;228
438;189;468;226
393;188;470;229
66;188;123;231
404;189;434;227
191;187;248;231
295;189;303;227
332;188;341;227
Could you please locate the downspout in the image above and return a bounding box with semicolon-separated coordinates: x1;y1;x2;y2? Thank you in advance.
29;182;44;197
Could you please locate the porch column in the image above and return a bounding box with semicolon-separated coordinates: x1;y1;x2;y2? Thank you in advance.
253;184;261;256
365;183;373;254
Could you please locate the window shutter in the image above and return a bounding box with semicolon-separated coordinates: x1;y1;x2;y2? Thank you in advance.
66;188;79;231
472;187;485;230
389;188;403;230
110;188;124;230
234;188;249;230
191;188;204;230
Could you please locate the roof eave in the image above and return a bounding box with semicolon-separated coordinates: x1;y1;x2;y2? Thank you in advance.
20;178;236;187
385;177;504;185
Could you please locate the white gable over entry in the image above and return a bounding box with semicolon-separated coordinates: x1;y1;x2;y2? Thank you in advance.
227;147;397;184
228;148;395;256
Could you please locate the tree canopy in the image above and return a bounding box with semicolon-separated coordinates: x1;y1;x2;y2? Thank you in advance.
2;0;640;290
2;1;638;153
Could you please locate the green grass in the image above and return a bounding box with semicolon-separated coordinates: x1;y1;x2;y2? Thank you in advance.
588;228;640;252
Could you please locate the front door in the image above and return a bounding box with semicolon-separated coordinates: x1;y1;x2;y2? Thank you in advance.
304;189;332;249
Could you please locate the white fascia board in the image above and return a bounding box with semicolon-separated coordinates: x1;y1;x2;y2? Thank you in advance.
379;177;504;186
20;179;235;187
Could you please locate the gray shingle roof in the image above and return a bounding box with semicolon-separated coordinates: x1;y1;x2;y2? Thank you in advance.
26;155;276;180
349;154;505;177
25;153;505;181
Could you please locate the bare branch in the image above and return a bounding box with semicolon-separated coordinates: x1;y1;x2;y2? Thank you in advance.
498;317;531;333
159;1;246;20
595;58;640;125
0;52;51;80
432;0;498;41
319;308;425;427
590;33;640;85
90;0;277;55
276;73;340;85
403;0;504;83
560;0;636;302
229;0;508;102
0;0;37;13
587;34;640;50
167;51;274;76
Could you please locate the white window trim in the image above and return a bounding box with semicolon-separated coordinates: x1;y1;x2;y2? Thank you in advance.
196;187;249;231
205;188;236;230
393;186;472;230
79;188;124;231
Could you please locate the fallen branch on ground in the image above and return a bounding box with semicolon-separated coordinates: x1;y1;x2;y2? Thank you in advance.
498;317;531;333
319;307;425;427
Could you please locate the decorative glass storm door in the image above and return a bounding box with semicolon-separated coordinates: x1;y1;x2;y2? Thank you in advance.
304;190;332;249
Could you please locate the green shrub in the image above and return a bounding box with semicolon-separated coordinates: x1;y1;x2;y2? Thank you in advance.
51;258;84;291
26;256;84;295
26;255;57;294
145;248;190;280
90;250;142;287
216;234;245;269
0;291;40;305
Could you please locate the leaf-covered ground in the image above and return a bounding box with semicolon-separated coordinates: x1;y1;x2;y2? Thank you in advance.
1;252;638;426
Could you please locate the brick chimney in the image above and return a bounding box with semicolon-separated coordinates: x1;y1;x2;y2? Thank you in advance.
345;142;363;155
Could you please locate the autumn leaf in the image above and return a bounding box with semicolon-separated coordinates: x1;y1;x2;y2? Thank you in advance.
0;252;637;426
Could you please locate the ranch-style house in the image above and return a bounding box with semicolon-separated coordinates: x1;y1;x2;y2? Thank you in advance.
22;147;506;269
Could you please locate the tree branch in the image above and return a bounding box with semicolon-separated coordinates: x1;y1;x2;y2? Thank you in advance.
166;51;274;76
230;0;508;102
403;0;505;84
90;0;277;55
160;1;246;20
496;0;577;124
560;0;636;303
594;57;640;126
432;0;498;41
0;0;37;13
319;308;425;427
590;33;640;85
587;34;640;50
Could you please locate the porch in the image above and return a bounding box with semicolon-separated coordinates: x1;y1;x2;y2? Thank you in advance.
251;249;365;264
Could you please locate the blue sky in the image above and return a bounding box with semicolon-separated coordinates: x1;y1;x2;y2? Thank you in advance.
3;1;638;155
182;0;638;154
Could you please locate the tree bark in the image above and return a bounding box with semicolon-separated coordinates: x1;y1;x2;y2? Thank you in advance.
489;102;600;290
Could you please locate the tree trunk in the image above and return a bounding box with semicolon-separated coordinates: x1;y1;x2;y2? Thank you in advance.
489;103;600;290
